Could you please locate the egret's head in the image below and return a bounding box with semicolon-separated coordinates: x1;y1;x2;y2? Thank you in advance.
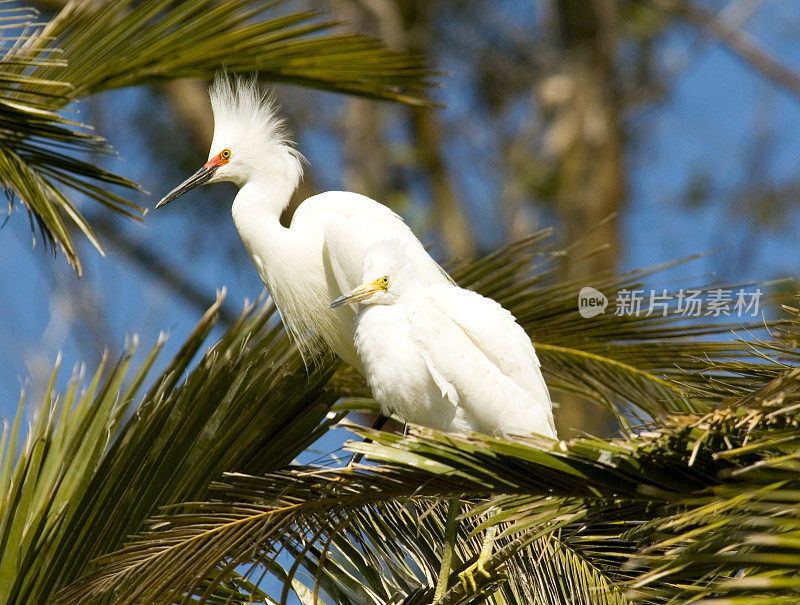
155;74;303;210
330;241;421;308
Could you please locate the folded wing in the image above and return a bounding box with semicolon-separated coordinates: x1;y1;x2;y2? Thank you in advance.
408;285;556;439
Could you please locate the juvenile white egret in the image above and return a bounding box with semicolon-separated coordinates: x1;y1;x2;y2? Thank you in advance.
155;75;451;369
331;240;557;598
331;240;556;439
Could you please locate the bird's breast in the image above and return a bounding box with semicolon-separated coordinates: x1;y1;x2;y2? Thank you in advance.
354;306;456;431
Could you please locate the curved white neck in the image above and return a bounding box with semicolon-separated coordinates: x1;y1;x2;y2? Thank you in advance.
229;177;344;365
231;179;297;269
232;177;294;218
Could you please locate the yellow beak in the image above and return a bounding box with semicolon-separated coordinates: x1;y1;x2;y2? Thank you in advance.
330;280;385;308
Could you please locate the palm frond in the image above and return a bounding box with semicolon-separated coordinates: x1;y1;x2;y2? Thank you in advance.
34;0;436;102
63;458;631;605
73;309;800;604
0;344;144;604
352;367;800;604
2;0;437;273
9;232;796;603
0;292;343;603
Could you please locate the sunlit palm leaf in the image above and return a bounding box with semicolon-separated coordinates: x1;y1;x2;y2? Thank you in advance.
63;459;630;604
0;5;132;268
74;308;800;604
0;292;343;604
33;0;436;101
64;422;641;604
0;346;144;604
7;232;799;603
315;504;633;605
352;368;800;603
2;0;437;273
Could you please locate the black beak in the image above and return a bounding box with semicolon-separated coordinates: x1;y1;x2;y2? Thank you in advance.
154;164;218;210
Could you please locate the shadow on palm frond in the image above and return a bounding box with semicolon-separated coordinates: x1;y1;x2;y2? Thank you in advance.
69;364;800;604
0;0;437;273
0;292;342;604
63;303;800;603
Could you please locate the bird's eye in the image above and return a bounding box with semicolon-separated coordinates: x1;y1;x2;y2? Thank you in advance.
380;276;389;285
220;148;231;159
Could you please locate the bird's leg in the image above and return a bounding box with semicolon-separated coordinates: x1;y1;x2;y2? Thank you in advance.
458;520;498;593
432;497;460;603
347;414;389;467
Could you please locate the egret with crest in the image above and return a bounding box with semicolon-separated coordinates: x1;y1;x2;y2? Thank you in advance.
155;75;451;369
331;240;556;599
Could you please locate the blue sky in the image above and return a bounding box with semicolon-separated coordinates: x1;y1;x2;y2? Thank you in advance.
1;0;799;467
0;3;799;601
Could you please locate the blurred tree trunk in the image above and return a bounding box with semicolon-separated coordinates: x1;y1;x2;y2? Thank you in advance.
408;93;476;260
331;0;475;260
329;1;394;208
163;80;213;150
549;0;624;274
342;98;393;199
400;2;475;260
545;0;625;437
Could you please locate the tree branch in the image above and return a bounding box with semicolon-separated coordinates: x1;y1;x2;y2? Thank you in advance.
654;0;800;102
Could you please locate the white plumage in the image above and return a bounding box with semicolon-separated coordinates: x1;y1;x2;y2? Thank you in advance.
156;75;555;595
331;240;556;440
155;75;450;368
330;240;557;596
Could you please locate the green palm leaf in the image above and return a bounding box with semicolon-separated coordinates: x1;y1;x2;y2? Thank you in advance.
59;428;637;603
5;234;797;603
71;305;800;604
0;292;343;604
1;0;436;273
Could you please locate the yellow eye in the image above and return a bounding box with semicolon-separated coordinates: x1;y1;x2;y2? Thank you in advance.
380;276;389;285
220;148;231;159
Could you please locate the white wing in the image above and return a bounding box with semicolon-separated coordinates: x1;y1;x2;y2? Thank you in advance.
408;285;556;439
295;191;453;296
285;191;451;370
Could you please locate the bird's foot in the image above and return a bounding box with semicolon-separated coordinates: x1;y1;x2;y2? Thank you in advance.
458;524;498;593
457;557;492;593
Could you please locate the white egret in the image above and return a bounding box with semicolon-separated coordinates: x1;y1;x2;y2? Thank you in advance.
331;240;556;438
331;240;557;599
155;75;451;370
